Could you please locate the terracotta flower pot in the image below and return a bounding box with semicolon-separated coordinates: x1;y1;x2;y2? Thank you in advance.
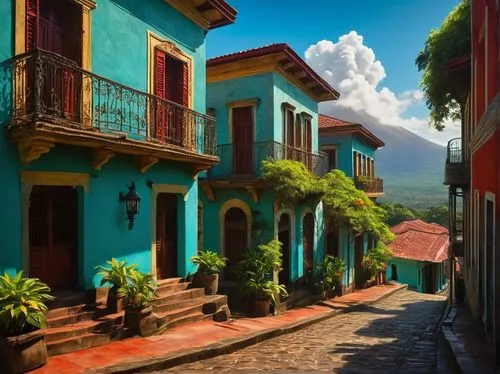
0;329;48;373
107;289;125;314
251;298;271;317
196;272;219;295
124;306;157;336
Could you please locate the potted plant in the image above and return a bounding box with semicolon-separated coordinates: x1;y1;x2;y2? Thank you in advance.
362;242;393;285
318;256;346;299
118;270;157;336
191;250;227;295
95;258;137;313
0;271;54;373
237;240;288;317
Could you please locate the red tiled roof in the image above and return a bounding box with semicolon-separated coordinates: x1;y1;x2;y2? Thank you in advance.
207;44;340;101
388;220;449;263
318;114;353;128
318;114;385;148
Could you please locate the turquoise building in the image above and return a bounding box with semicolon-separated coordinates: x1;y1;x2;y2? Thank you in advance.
386;220;449;293
318;114;385;294
198;44;339;292
0;0;236;290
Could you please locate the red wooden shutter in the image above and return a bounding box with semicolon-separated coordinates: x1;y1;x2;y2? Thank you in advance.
155;49;167;140
233;106;254;175
26;0;39;51
182;62;189;107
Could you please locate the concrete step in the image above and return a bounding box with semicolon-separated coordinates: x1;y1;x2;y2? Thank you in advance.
45;313;123;343
153;296;204;315
165;312;210;329
156;281;191;297
152;288;205;306
46;305;108;328
156;303;205;327
47;332;112;356
45;303;92;320
156;277;184;286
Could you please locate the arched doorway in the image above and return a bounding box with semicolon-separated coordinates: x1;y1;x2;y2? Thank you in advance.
278;213;291;287
302;213;314;276
224;207;248;280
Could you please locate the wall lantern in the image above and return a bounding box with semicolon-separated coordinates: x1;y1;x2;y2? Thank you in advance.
119;182;141;230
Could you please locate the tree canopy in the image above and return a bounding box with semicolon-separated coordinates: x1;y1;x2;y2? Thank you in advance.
261;159;394;243
416;0;470;130
380;202;449;228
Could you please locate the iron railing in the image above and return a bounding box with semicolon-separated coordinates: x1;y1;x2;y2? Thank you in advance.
354;176;384;194
446;138;463;164
207;141;329;179
1;49;216;155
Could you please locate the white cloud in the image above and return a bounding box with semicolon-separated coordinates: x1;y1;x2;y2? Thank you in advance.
304;31;461;146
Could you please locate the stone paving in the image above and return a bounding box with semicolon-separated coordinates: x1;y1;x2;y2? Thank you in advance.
164;290;448;373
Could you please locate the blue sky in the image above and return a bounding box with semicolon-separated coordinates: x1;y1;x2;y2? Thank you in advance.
206;0;462;144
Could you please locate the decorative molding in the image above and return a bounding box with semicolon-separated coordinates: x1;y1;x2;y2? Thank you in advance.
20;171;90;192
136;156;159;173
92;149;115;170
246;186;260;203
72;0;96;9
281;102;297;111
201;184;215;201
17;139;54;164
226;98;260;109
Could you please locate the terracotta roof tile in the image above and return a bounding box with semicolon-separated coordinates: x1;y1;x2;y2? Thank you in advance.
388;220;449;263
318;114;354;128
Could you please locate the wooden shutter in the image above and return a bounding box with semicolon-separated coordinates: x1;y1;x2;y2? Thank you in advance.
26;0;39;51
232;106;254;175
182;61;189;107
155;49;167;140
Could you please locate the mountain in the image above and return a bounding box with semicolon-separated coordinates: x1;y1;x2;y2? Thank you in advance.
321;108;448;209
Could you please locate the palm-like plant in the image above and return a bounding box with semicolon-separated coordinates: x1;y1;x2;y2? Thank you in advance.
118;270;157;311
0;271;54;336
363;242;393;278
320;256;346;292
95;258;137;289
191;250;227;274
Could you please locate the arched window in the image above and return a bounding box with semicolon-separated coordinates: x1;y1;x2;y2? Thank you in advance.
224;207;248;280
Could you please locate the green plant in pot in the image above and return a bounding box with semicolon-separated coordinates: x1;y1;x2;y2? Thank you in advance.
318;256;346;299
95;258;137;313
118;270;158;337
191;250;227;295
237;240;288;317
0;271;54;373
362;242;393;285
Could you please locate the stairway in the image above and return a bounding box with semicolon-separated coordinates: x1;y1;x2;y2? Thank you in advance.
44;278;229;356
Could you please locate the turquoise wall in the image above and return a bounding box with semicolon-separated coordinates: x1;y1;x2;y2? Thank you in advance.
93;0;206;112
0;0;206;286
273;73;319;152
207;73;275;144
319;133;378;178
387;258;424;292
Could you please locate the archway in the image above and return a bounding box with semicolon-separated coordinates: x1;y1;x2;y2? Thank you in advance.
224;207;248;280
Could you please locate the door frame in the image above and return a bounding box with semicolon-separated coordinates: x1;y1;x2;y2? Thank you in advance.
150;184;188;279
20;171;89;285
300;208;314;278
274;208;295;284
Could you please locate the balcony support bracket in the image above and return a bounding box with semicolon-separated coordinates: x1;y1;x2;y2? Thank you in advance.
17;139;54;165
192;166;208;179
93;149;115;171
201;184;215;201
136;156;159;173
246;186;260;203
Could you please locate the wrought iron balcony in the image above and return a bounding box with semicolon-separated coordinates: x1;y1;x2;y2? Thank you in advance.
1;49;216;166
354;176;384;195
444;138;469;187
207;141;329;179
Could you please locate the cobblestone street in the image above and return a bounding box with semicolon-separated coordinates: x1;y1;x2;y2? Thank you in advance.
164;290;449;372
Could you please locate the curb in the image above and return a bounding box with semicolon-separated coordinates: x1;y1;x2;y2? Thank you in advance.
94;284;408;374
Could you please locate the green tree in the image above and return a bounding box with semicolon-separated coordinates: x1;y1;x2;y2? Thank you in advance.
422;204;449;228
381;203;419;226
416;0;470;130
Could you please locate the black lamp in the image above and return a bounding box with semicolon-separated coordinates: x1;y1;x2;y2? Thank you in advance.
119;182;141;230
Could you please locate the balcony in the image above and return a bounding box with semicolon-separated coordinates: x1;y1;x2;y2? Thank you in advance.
1;49;217;172
444;138;469;187
354;176;384;197
207;141;329;180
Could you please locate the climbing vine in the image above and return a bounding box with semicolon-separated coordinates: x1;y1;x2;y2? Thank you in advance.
261;159;394;243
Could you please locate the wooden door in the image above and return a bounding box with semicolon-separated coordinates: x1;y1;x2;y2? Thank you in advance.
156;193;178;279
224;208;247;280
29;186;78;290
278;214;291;287
232;106;253;175
303;213;314;275
354;235;364;289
